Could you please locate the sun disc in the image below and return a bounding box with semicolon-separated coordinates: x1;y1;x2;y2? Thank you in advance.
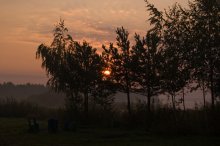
103;70;111;76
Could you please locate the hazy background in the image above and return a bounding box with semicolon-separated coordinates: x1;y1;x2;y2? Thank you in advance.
0;0;188;84
0;82;210;109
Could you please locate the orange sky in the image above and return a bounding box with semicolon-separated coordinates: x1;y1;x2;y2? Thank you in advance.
0;0;188;84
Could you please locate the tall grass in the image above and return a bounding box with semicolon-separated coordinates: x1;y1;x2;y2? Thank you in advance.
0;97;58;119
0;96;220;136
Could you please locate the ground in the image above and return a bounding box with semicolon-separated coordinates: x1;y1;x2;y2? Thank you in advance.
0;118;220;146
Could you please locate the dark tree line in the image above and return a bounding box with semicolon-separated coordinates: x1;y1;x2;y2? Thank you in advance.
36;0;220;117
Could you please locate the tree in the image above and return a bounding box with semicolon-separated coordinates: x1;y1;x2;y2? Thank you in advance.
188;0;220;109
36;20;106;118
73;41;104;117
103;27;133;115
145;1;191;110
36;20;82;113
91;80;116;111
131;32;162;112
162;4;191;110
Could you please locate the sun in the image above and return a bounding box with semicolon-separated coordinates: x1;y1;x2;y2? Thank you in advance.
103;70;111;76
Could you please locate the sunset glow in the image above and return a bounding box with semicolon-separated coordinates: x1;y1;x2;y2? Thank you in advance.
0;0;187;84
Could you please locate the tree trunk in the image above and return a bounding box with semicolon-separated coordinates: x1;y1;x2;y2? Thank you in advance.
71;92;77;110
126;86;131;116
125;70;131;116
210;64;215;110
147;86;151;113
182;88;185;111
171;93;177;122
70;91;79;119
171;93;176;111
84;90;89;118
202;80;206;109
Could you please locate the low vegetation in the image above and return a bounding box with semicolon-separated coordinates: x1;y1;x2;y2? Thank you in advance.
0;117;220;146
0;98;220;136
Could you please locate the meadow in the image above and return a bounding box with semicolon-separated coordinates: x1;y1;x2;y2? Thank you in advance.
0;118;220;146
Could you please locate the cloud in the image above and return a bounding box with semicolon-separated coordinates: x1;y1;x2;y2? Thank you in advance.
0;0;149;48
0;0;189;84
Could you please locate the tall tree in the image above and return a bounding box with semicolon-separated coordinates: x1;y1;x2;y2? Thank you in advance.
131;32;162;112
188;0;220;109
73;41;104;117
36;20;105;117
145;1;190;110
162;4;191;110
36;20;81;113
103;27;133;115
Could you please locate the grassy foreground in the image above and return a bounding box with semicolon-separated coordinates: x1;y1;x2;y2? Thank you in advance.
0;118;220;146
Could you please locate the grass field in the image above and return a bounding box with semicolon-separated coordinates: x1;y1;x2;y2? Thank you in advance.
0;118;220;146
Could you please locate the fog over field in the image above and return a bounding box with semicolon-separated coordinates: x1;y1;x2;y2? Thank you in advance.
0;82;210;109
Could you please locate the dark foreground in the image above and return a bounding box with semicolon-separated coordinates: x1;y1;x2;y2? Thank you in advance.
0;118;220;146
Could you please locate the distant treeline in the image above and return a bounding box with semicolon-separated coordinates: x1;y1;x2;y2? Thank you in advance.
0;82;47;99
0;82;65;107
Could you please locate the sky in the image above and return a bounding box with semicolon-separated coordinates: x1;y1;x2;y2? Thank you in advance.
0;0;188;84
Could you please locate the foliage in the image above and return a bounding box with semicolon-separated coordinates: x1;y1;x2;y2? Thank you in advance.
144;0;219;110
187;0;220;108
36;20;115;117
131;32;163;112
161;4;191;110
102;27;133;115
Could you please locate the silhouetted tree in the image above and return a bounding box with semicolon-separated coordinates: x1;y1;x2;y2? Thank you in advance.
91;80;116;111
131;32;162;112
36;20;81;113
73;41;104;117
103;27;133;115
145;1;191;110
36;20;105;118
163;4;191;110
188;0;220;109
